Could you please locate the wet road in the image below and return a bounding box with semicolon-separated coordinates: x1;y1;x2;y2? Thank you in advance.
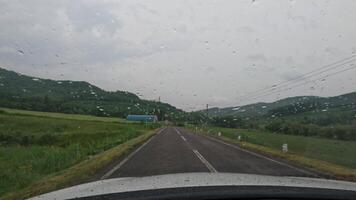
103;127;316;179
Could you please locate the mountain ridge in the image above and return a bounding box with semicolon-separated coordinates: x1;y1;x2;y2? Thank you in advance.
196;92;356;118
0;67;184;119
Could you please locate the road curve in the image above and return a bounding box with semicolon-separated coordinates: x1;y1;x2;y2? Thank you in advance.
104;127;317;179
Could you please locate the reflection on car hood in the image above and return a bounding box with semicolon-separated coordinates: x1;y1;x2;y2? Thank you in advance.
29;173;356;200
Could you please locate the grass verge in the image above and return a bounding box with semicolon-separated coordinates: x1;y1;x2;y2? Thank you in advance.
0;129;157;200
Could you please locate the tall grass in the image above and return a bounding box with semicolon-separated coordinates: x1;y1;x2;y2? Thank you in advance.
0;110;159;197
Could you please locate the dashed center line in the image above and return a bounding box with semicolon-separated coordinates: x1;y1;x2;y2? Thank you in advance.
175;128;217;173
192;149;218;173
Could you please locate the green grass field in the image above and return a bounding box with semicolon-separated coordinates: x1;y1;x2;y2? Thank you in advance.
199;126;356;169
0;108;159;197
0;107;129;123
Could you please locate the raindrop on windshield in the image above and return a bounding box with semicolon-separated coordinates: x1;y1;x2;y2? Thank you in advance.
17;50;25;55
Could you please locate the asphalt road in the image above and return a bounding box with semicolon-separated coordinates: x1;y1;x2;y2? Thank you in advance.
103;127;317;179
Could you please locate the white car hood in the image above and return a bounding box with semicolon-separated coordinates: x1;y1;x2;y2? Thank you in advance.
29;173;356;200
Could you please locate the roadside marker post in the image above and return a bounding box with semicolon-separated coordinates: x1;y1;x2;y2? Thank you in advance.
238;135;241;141
282;143;288;153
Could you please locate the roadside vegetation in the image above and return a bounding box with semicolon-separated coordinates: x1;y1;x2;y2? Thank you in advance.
198;126;356;168
0;108;160;198
192;125;356;180
188;98;356;180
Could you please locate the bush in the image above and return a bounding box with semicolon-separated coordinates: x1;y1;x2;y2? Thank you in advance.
265;120;356;141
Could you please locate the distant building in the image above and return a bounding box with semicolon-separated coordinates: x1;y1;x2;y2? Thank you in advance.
126;115;158;122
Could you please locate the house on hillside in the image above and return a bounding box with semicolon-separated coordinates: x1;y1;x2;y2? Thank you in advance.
126;115;158;122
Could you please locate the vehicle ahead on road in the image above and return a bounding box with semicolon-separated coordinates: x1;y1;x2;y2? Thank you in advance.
30;173;356;200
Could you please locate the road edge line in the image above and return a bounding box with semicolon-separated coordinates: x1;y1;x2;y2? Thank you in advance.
101;128;165;179
203;134;317;177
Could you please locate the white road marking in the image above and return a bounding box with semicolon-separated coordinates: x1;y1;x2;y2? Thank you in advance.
175;128;188;143
101;128;166;179
177;128;217;173
192;149;218;173
206;135;317;176
174;128;182;136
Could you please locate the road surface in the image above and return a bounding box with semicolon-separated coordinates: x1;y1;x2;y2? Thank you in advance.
102;127;317;179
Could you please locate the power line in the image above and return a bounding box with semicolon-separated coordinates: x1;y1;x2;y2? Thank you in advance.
237;55;356;102
239;55;356;100
242;58;356;101
247;64;356;101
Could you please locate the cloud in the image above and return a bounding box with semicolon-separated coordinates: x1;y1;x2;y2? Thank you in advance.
236;26;256;33
1;0;356;110
246;54;268;62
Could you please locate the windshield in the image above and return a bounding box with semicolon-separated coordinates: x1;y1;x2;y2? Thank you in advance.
1;0;356;199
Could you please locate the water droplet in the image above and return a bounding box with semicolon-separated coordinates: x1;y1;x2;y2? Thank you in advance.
17;50;25;55
232;107;240;111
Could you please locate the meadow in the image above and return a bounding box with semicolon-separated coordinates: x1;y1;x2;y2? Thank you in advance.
0;108;159;197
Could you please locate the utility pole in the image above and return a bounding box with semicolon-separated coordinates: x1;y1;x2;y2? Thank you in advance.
206;104;209;118
206;104;209;126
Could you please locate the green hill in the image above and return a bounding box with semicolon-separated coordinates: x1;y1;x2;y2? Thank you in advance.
0;67;184;120
200;93;356;118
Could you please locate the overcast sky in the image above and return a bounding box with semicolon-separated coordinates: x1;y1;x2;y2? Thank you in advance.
1;0;356;111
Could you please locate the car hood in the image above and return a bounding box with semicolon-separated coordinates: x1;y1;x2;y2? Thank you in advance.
29;173;356;200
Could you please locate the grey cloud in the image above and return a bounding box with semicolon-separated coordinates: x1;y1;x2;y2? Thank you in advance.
246;54;268;62
65;2;121;34
1;0;356;110
236;26;256;33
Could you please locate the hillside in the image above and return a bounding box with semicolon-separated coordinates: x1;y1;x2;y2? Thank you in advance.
0;67;184;119
199;92;356;118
